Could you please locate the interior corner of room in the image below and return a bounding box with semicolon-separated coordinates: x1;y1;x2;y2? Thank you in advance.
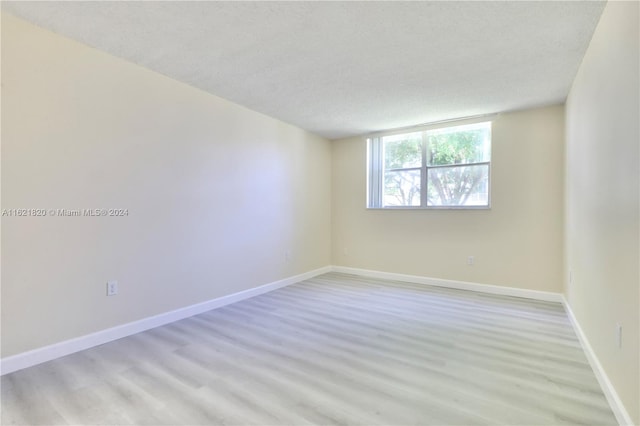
1;1;638;425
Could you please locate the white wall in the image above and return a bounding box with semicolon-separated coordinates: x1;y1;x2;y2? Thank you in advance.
332;105;565;293
565;1;639;423
1;13;331;358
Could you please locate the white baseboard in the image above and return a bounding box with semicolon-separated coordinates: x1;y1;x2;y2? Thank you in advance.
3;264;632;426
562;298;634;426
331;265;564;302
0;266;332;376
330;266;631;426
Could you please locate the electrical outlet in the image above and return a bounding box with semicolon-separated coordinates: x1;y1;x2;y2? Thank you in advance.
106;280;118;296
616;324;622;348
467;256;474;266
569;269;572;283
285;250;292;262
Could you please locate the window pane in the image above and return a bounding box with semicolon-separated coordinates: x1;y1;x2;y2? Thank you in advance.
384;169;421;207
383;132;422;169
427;122;491;166
427;164;489;206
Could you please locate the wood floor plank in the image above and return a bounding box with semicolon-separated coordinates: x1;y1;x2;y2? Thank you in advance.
1;272;618;425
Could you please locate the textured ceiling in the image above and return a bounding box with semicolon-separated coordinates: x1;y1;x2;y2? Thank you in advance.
2;1;605;140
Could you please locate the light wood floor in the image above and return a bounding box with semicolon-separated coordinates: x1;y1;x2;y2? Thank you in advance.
1;272;617;425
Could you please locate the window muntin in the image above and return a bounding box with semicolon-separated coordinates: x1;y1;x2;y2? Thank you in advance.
368;122;491;209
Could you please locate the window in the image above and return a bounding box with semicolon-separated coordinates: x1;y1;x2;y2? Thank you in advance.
367;121;491;208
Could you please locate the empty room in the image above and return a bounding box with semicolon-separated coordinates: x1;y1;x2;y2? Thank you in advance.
1;1;638;425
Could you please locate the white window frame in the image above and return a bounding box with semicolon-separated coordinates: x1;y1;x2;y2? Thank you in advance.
367;121;491;209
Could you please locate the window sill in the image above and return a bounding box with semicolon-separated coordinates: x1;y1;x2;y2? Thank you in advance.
366;205;491;210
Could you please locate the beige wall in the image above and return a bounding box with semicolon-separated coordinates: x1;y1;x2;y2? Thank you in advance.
332;105;565;292
1;14;331;358
565;1;639;423
3;8;638;421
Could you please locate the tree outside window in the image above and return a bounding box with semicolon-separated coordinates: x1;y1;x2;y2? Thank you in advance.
370;122;491;208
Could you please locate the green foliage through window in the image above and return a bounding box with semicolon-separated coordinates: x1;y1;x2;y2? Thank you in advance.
369;122;491;208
